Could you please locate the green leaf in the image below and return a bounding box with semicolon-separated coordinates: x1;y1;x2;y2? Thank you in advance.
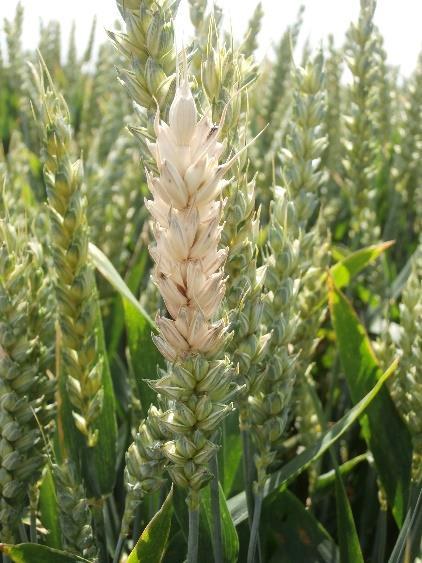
334;467;364;563
124;298;164;413
200;483;239;563
0;544;90;563
228;359;398;526
106;245;149;362
389;484;422;563
314;454;368;493
311;242;393;313
330;241;394;289
221;412;243;497
127;486;174;563
89;242;155;329
105;293;125;362
38;466;62;549
331;245;349;262
388;249;415;301
174;483;239;563
162;530;186;563
328;280;412;525
261;490;339;562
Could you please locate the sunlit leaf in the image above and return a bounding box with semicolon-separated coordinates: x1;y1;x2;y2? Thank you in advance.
329;279;412;525
0;544;89;563
127;486;173;563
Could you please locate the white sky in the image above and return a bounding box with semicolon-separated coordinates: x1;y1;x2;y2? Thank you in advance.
1;0;421;75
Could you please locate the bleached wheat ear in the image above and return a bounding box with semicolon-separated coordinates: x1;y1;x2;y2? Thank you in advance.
147;65;239;363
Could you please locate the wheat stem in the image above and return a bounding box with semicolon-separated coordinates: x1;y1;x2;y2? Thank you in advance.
113;535;125;563
209;454;223;563
187;505;200;563
247;490;263;563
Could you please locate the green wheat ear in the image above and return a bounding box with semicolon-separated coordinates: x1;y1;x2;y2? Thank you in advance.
29;59;103;447
390;249;422;482
122;405;168;537
250;52;327;489
0;219;55;542
241;2;264;59
392;50;422;243
321;35;343;224
52;461;98;559
249;5;304;210
344;0;381;249
109;0;178;117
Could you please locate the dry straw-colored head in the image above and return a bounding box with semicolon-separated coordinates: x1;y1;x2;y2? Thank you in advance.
146;61;243;362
